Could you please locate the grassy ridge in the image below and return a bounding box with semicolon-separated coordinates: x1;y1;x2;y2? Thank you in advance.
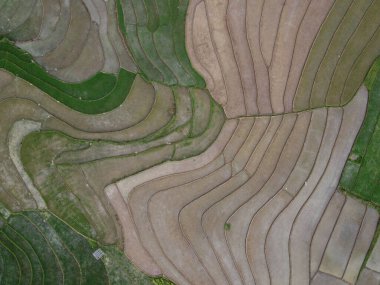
0;38;136;114
340;57;380;205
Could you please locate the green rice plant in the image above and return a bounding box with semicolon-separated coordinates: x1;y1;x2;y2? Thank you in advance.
0;38;136;114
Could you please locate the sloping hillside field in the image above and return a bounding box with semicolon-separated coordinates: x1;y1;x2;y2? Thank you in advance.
0;0;379;284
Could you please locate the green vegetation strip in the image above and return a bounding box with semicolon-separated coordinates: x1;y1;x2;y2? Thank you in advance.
339;57;380;205
0;38;136;114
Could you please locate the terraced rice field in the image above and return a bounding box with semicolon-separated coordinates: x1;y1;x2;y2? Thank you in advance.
0;0;379;284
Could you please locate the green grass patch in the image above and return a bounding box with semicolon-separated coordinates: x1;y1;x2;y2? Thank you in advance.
116;0;205;88
0;37;136;114
339;57;380;205
21;131;97;239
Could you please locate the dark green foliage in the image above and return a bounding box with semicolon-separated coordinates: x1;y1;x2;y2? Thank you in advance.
117;0;205;88
0;211;110;285
24;211;82;284
0;231;32;285
3;226;44;284
0;241;20;285
45;212;109;285
0;209;177;285
116;0;127;35
339;57;380;205
9;214;64;284
0;38;136;114
21;131;96;240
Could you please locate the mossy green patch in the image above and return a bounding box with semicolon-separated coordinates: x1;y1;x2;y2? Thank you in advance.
0;231;32;285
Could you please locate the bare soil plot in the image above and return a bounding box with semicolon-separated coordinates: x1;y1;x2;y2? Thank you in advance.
187;0;380;118
110;87;377;285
